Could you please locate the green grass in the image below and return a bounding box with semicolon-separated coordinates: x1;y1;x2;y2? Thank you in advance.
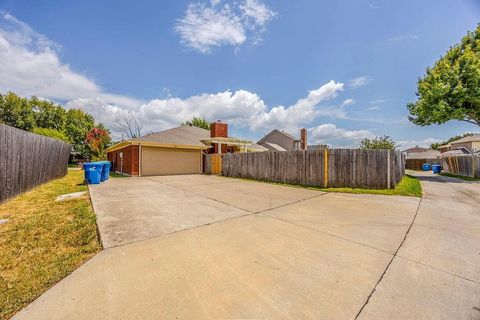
239;174;423;197
0;171;101;320
316;174;422;197
109;172;129;178
439;172;480;181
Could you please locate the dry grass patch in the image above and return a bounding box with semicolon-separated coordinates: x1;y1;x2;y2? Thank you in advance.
0;170;101;320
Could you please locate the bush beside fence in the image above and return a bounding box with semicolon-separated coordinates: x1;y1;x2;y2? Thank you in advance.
0;124;71;203
209;149;404;189
439;155;480;178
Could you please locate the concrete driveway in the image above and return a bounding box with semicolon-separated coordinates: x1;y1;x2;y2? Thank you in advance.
13;173;480;319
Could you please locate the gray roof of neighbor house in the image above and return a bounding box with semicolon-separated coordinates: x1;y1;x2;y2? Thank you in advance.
263;142;287;151
257;129;300;144
402;146;429;154
450;134;480;144
132;125;210;147
405;150;441;160
441;147;472;156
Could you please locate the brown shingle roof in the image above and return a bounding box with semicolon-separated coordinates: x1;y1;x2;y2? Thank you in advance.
133;125;210;147
450;134;480;144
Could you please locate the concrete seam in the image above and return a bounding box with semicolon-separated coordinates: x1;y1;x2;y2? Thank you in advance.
395;255;480;284
354;197;423;320
261;213;394;256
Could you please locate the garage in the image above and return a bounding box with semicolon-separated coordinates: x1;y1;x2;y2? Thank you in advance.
141;147;202;176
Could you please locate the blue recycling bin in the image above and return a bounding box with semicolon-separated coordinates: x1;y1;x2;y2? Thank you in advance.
83;162;104;182
432;165;442;174
98;161;111;181
422;163;431;171
86;168;101;184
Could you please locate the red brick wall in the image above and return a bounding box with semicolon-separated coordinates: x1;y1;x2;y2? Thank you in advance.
107;145;140;176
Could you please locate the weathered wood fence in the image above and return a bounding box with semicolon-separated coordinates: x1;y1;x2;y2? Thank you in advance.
206;149;404;189
0;124;71;203
439;155;480;178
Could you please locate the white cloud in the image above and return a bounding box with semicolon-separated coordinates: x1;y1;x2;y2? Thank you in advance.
309;124;374;147
174;0;276;53
341;98;355;106
349;76;371;88
0;12;141;107
389;34;419;42
368;2;378;10
365;106;380;111
396;138;442;149
0;14;357;141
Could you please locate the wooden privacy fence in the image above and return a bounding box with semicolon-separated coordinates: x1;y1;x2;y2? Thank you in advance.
439;155;480;178
0;124;71;203
206;149;404;189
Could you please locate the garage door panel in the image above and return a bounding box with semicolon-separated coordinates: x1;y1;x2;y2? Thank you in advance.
142;147;201;176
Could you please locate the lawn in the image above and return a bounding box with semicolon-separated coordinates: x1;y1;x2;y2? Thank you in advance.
240;174;422;197
316;174;422;197
439;172;480;181
0;170;101;320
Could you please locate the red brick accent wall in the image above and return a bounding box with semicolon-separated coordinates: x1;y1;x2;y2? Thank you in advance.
107;145;140;176
210;121;228;138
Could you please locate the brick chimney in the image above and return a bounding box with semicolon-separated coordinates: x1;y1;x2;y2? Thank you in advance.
300;128;307;150
210;120;228;138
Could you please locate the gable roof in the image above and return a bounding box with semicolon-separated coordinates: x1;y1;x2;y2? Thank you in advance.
402;146;429;154
133;125;210;147
257;129;299;144
405;150;441;160
450;134;480;144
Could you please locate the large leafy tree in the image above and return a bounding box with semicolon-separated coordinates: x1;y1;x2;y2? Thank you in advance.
31;96;66;130
64;109;95;156
360;136;396;150
33;127;71;143
408;24;480;127
181;116;210;130
0;92;36;130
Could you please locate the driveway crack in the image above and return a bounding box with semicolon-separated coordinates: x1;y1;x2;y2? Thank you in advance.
354;197;423;320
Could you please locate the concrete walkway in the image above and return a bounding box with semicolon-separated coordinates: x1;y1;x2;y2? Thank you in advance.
13;173;480;319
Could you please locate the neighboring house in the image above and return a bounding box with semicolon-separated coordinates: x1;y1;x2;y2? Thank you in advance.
404;149;441;170
402;145;429;155
441;147;471;156
106;121;265;177
438;134;480;154
258;128;307;151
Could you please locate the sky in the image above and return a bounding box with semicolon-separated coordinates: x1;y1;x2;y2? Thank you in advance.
0;0;479;148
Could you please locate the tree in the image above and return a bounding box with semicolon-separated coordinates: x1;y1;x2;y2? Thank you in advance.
33;127;71;143
0;92;36;130
181;117;210;130
31;96;66;130
114;112;142;139
360;135;396;150
85;126;112;161
408;24;480;127
430;132;474;150
64;109;95;157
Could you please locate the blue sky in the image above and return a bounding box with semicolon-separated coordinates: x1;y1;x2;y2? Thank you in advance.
0;0;479;147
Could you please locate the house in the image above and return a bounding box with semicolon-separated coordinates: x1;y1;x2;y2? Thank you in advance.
438;134;480;154
404;149;441;170
106;121;265;177
258;128;307;151
402;145;429;155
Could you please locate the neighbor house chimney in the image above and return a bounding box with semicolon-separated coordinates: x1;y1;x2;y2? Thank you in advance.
300;128;307;150
210;120;228;138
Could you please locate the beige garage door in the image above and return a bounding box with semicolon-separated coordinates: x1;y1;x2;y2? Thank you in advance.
141;147;201;176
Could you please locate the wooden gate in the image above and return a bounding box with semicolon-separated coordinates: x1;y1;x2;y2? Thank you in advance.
210;154;223;175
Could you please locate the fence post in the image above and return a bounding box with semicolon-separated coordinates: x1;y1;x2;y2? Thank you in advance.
387;150;391;189
323;149;328;188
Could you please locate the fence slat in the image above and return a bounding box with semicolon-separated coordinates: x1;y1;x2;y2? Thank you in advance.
0;124;71;203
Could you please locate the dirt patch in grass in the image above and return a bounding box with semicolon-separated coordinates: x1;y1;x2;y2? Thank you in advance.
0;170;101;320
